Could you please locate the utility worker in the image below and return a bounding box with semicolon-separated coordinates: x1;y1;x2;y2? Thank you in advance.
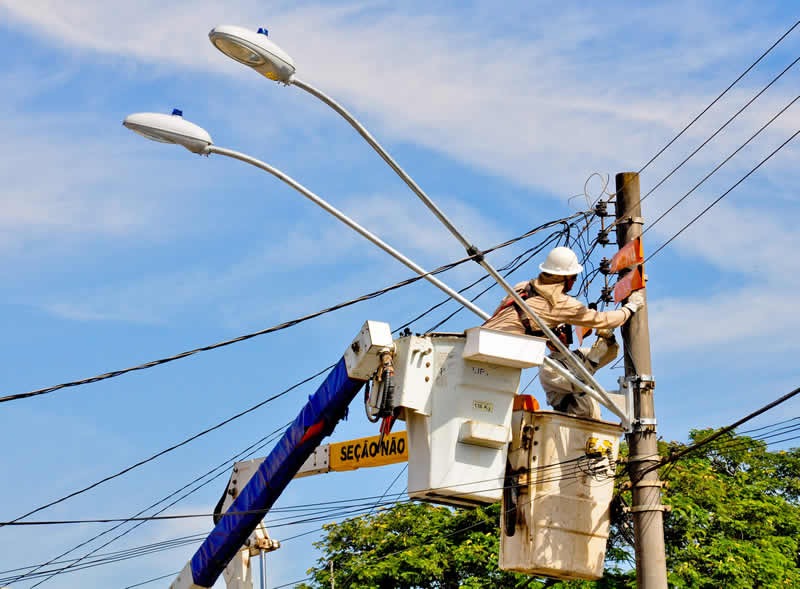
539;328;618;419
482;246;644;335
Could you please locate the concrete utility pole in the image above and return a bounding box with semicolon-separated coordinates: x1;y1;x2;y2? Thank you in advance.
614;172;668;588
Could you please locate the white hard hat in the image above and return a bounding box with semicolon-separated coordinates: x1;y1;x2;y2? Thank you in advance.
539;246;583;276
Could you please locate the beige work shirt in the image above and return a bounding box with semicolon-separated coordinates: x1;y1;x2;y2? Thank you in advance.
481;276;631;335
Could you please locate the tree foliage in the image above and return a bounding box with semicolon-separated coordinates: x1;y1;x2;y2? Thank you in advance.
299;429;800;588
658;429;800;588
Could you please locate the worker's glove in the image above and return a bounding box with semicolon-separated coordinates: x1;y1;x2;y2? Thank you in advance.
624;290;646;314
595;328;615;340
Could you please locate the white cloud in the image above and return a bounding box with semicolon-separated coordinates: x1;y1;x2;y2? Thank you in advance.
3;0;799;335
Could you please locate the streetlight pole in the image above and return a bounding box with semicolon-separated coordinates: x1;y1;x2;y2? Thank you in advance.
206;26;623;417
123;110;629;424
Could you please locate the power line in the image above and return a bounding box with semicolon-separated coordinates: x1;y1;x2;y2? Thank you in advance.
647;127;799;262
602;21;799;239
0;217;582;405
636;19;800;177
5;422;291;586
653;384;800;473
13;221;580;586
645;92;800;235
1;370;324;529
639;55;800;215
122;571;181;589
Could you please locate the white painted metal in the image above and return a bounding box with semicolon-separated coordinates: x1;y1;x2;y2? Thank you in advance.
392;334;436;416
204;145;490;321
500;410;623;580
295;443;330;478
462;327;546;368
396;333;522;506
286;76;614;416
122;112;212;154
542;357;630;427
169;562;203;589
343;320;394;380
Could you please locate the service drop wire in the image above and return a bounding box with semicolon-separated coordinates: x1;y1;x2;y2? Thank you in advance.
6;421;292;586
605;21;799;235
607;126;800;371
11;219;581;586
644;92;800;236
0;215;582;405
4;457;599;585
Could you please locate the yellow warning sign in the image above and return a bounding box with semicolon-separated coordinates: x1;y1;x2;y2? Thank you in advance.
330;431;408;472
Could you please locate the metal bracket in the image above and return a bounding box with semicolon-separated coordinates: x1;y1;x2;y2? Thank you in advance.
635;417;657;427
628;453;661;464
625;504;670;514
619;216;645;225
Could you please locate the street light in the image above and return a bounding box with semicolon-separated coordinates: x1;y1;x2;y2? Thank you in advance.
123;109;626;424
122;110;489;321
123;109;212;153
206;26;625;421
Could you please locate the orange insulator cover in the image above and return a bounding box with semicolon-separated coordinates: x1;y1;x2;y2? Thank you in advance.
513;394;540;412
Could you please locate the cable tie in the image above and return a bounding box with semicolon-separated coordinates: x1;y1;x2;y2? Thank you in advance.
466;245;485;263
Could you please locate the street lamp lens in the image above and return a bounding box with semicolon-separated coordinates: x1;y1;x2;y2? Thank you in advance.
209;26;296;83
211;36;267;67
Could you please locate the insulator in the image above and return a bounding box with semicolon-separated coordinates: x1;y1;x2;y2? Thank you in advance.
600;286;614;304
594;200;609;217
597;230;611;246
599;258;611;275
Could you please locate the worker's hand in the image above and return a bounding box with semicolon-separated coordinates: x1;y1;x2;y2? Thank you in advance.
624;289;646;314
595;328;615;340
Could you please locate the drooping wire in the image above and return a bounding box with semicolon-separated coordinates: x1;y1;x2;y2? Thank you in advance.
636;20;800;177
13;219;582;585
638;55;800;219
646;128;799;262
0;215;584;406
5;421;292;586
644;93;800;235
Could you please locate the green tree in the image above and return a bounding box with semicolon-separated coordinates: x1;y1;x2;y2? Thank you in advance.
299;429;800;588
658;429;800;588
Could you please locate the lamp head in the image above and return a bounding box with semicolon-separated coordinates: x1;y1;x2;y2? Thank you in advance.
209;25;296;83
123;110;213;154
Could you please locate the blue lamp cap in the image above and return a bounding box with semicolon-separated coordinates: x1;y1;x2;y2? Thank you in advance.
257;27;269;36
171;108;183;117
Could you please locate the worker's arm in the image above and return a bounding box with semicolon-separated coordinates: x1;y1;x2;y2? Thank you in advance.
557;291;645;329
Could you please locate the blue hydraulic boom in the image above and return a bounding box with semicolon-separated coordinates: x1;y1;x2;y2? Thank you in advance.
169;322;394;589
171;358;365;588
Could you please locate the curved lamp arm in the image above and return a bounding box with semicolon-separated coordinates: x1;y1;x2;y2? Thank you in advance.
206;145;491;322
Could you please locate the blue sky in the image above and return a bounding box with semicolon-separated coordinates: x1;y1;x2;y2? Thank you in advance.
1;1;799;587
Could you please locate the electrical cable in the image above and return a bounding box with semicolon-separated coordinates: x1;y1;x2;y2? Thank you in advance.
645;92;800;235
13;220;583;586
1;370;326;529
646;127;799;262
650;384;800;474
0;216;583;406
638;55;800;215
122;571;181;589
13;423;292;588
590;22;799;248
2;416;296;584
636;19;799;177
607;125;800;371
